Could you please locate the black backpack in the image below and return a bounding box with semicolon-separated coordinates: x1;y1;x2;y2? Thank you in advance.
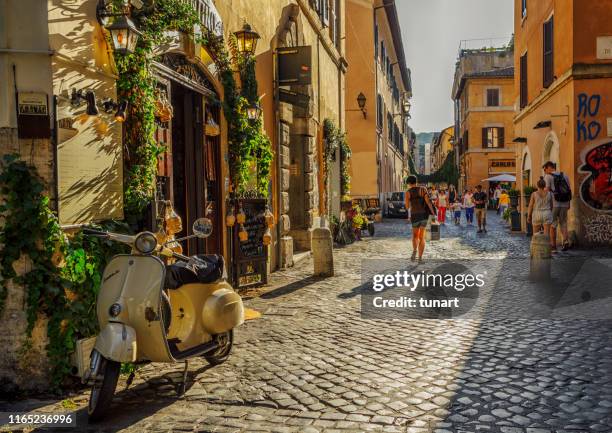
552;172;572;202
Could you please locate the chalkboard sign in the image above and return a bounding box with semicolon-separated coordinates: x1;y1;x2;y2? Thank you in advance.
231;198;269;289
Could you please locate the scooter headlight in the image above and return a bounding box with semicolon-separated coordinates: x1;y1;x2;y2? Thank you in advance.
109;303;122;317
134;232;157;254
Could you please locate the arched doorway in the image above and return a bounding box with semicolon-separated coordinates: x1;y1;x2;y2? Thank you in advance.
522;147;532;187
543;131;560;168
153;53;222;256
276;5;317;254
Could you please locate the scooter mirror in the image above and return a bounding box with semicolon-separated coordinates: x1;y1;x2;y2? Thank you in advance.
192;218;213;238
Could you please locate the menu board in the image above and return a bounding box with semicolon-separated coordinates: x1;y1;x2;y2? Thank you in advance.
232;198;268;289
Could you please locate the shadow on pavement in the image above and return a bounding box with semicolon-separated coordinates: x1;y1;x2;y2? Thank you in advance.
259;276;322;300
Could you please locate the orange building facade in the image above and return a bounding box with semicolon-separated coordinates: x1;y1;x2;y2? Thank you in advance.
453;48;517;193
513;0;612;244
345;0;412;199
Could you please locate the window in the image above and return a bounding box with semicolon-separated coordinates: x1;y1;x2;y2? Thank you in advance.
521;0;527;18
387;113;393;141
376;94;383;128
374;24;379;57
482;127;505;148
543;16;554;88
462;130;469;153
486;88;500;107
380;41;385;64
520;52;528;109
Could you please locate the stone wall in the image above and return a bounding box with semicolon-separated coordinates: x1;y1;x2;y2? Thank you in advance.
0;128;55;394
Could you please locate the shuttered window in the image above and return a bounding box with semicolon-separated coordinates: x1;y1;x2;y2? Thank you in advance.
482;127;505;149
377;94;383;129
520;53;528;109
543;17;554;88
486;88;500;107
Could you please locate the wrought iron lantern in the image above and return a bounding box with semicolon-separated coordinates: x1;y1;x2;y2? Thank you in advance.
106;14;142;55
246;102;262;121
233;23;260;57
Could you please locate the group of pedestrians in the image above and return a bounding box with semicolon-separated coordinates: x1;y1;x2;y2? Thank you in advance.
425;184;491;233
526;161;572;252
404;160;573;262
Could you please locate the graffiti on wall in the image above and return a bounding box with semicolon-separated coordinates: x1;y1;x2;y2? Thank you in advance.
579;140;612;212
577;93;602;142
583;214;612;244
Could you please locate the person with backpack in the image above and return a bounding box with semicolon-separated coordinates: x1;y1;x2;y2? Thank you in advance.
543;161;572;252
405;175;436;262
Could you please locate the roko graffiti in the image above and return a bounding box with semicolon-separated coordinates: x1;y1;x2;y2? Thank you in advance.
579;140;612;212
577;93;602;142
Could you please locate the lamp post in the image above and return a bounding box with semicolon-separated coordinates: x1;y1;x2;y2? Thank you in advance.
233;23;261;57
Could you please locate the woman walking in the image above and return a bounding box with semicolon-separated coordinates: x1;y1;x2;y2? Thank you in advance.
436;189;449;224
463;188;475;225
527;178;553;236
405;175;436;262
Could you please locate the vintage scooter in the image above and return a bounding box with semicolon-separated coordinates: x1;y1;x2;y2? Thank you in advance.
82;217;244;421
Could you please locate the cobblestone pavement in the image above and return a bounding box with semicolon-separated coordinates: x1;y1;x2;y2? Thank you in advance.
3;212;612;433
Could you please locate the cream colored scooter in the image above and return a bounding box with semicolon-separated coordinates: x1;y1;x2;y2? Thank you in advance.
82;218;244;421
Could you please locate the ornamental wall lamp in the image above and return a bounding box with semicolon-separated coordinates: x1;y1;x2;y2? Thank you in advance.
347;92;367;119
246;102;262;121
102;99;129;122
233;22;261;57
71;89;99;116
97;0;142;55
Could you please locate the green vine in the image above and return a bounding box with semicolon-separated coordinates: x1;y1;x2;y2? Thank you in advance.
111;0;202;223
323;119;352;207
0;154;127;389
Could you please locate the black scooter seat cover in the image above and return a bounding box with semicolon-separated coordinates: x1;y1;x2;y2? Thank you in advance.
165;254;224;289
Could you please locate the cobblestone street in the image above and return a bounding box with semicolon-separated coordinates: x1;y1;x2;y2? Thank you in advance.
3;213;612;433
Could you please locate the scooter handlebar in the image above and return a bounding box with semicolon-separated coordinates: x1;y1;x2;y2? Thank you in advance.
82;227;109;237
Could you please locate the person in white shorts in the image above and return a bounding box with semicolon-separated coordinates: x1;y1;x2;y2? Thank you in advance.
527;178;554;235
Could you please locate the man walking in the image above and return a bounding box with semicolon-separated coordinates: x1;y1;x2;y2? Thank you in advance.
473;185;488;233
543;161;572;252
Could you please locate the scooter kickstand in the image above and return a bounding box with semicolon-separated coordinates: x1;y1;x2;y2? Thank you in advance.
178;360;189;396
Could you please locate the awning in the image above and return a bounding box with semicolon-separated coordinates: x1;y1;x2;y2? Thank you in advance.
482;174;516;182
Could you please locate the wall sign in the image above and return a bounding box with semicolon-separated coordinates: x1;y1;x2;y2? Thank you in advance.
596;36;612;60
17;92;51;139
278;46;312;86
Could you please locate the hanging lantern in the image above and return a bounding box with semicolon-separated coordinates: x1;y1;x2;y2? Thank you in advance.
233;22;260;57
238;224;248;242
264;206;275;228
262;227;272;246
164;200;183;235
226;204;236;227
236;206;246;224
106;14;142;55
246;102;262;121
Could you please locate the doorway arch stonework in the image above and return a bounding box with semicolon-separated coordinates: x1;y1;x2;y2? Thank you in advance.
276;5;318;266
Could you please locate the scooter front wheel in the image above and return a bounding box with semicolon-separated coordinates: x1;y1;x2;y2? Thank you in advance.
88;357;120;422
204;330;233;366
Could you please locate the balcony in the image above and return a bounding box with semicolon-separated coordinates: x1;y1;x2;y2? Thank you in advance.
180;0;223;37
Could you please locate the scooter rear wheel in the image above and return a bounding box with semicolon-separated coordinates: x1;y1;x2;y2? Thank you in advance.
204;330;233;366
88;358;120;422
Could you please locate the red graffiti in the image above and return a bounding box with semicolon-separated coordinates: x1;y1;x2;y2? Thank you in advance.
580;140;612;211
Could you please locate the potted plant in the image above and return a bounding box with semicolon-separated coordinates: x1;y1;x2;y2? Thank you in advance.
508;188;520;208
522;186;536;236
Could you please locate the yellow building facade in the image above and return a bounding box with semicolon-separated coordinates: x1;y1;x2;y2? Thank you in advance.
431;125;454;173
345;0;412;199
453;48;516;193
513;0;612;244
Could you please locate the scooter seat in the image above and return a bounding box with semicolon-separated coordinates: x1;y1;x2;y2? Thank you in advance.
165;254;224;289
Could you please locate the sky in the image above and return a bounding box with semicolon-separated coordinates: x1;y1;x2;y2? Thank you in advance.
395;0;514;134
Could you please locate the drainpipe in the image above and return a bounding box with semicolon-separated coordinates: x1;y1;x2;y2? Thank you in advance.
274;48;282;270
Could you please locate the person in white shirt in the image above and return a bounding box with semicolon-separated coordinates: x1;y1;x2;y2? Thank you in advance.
463;189;475;225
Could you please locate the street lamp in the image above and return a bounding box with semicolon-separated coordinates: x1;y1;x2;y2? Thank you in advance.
357;92;367;118
402;99;411;114
246;102;262;121
233;23;260;57
106;14;142;55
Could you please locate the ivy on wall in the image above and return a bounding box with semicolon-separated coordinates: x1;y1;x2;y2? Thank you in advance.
0;154;127;388
323;119;352;207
